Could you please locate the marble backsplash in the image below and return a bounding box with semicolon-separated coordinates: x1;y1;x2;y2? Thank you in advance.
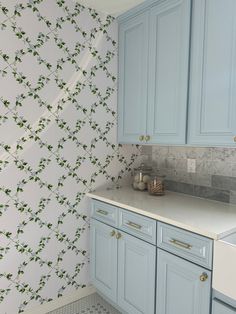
141;146;236;204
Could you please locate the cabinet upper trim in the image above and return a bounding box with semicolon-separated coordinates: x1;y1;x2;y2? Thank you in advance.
117;0;166;23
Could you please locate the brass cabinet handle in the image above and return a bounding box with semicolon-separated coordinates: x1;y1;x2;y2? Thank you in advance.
139;135;144;141
200;272;208;282
126;221;142;230
116;232;122;240
96;209;108;216
145;135;150;142
110;230;116;237
169;238;192;250
234;136;236;143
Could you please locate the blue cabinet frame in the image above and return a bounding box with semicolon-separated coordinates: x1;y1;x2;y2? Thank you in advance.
118;0;191;145
118;0;236;146
118;232;156;314
188;0;236;146
156;249;211;314
90;219;118;303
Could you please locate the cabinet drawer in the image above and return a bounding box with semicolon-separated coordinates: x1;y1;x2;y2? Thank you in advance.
157;222;213;269
91;200;119;227
119;209;156;244
212;299;236;314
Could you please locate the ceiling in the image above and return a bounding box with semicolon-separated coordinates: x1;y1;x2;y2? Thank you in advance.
76;0;145;16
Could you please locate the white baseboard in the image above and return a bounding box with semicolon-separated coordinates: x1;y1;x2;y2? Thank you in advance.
23;286;96;314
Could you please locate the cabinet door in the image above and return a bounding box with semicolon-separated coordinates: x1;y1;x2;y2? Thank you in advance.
147;0;191;144
90;219;117;303
118;11;149;144
118;232;156;314
188;0;236;146
212;299;236;314
156;249;211;314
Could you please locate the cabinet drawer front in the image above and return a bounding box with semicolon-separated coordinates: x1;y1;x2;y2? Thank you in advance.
212;299;236;314
119;209;156;244
157;222;213;269
91;200;119;227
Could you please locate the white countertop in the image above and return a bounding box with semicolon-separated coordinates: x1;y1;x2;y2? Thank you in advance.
87;186;236;240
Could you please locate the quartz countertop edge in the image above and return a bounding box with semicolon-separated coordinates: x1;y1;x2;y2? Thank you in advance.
87;187;236;240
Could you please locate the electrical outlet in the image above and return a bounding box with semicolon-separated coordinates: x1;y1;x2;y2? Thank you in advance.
187;159;196;173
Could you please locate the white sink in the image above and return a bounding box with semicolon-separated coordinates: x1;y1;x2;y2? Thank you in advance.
213;233;236;300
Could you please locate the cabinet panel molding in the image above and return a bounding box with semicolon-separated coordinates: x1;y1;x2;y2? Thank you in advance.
156;249;211;314
188;0;236;145
118;0;190;145
147;0;191;144
118;11;149;144
90;219;118;303
118;232;156;314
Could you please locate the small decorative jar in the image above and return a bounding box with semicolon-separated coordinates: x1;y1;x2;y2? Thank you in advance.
147;173;166;196
132;163;152;191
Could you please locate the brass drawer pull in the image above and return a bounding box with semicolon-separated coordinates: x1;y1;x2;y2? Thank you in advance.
116;232;122;240
145;135;150;142
200;272;208;282
110;230;116;237
234;136;236;143
139;135;144;141
169;238;192;250
96;209;108;216
127;221;142;230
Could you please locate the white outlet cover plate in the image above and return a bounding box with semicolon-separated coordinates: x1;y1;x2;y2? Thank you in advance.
187;159;196;173
76;0;145;16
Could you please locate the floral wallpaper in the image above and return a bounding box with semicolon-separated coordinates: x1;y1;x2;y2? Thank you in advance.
0;1;139;313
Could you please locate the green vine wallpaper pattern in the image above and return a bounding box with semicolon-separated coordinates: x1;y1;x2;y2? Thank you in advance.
0;1;139;313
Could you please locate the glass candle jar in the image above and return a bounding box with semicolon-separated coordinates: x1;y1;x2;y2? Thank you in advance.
132;163;152;191
147;174;166;196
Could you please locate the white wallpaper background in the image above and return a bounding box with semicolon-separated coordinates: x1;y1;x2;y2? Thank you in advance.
0;1;139;313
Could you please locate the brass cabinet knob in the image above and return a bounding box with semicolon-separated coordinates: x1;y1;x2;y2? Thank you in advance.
200;272;208;282
110;230;116;237
145;135;151;142
139;135;144;141
116;232;122;240
234;136;236;143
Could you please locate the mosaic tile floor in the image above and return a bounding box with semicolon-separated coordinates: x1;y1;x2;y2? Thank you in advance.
48;293;122;314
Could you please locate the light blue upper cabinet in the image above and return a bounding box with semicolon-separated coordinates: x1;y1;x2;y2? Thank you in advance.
147;0;191;144
90;219;118;303
188;0;236;146
156;249;211;314
118;232;156;314
118;0;191;145
118;11;149;144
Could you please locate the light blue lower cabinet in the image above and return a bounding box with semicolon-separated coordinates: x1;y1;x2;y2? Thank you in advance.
90;219;118;303
90;218;156;314
117;232;156;314
212;299;236;314
156;249;211;314
91;215;213;314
